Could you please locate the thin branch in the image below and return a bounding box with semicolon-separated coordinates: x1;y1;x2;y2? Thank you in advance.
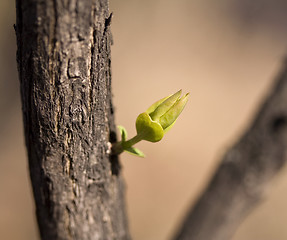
173;60;287;240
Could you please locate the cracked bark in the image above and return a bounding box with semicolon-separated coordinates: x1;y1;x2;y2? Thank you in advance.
15;0;130;239
173;62;287;240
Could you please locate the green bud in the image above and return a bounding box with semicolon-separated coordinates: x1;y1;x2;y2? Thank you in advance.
135;90;189;142
112;90;189;157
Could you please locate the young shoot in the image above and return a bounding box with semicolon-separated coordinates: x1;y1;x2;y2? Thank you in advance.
112;89;189;157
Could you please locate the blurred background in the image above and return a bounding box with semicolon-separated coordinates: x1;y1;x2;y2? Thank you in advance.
1;0;287;239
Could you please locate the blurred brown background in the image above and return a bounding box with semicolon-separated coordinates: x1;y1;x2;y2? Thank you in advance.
1;0;287;239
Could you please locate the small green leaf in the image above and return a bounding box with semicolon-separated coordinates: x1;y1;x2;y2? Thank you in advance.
149;90;182;121
146;95;171;115
160;93;189;129
118;125;128;142
163;120;176;133
124;146;145;157
136;112;164;142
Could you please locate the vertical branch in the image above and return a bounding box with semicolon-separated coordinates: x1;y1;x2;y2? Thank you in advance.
15;0;130;239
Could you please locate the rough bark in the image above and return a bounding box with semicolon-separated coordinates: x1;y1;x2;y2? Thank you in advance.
15;0;130;239
173;62;287;240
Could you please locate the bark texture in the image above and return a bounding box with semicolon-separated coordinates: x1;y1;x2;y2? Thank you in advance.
173;62;287;240
15;0;130;239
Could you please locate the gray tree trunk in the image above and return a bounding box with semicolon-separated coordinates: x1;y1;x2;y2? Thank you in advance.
15;0;130;239
173;62;287;240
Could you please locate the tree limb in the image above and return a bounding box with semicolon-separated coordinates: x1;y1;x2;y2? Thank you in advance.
15;0;130;239
173;61;287;240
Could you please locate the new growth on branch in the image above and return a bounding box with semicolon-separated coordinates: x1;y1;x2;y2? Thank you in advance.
112;90;189;157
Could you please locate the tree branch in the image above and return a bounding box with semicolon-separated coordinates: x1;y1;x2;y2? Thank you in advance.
15;0;130;239
173;61;287;240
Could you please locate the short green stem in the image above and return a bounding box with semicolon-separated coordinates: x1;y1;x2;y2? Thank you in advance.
123;134;143;148
111;133;144;155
